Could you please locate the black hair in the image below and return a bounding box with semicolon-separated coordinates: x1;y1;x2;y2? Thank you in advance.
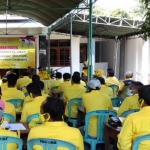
43;97;65;121
72;75;80;84
96;77;105;85
56;72;62;79
38;66;42;70
7;74;17;87
73;71;81;77
30;83;42;96
138;85;150;105
2;75;7;83
107;68;114;77
63;73;71;81
132;81;143;90
23;72;29;76
32;75;40;82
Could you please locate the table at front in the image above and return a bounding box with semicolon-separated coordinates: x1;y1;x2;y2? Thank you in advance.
104;123;121;150
41;79;54;94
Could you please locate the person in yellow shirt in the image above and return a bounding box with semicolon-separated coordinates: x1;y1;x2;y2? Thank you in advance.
63;75;86;118
118;71;134;97
20;84;48;122
94;68;106;79
117;85;150;150
105;68;119;86
80;79;113;137
49;72;63;95
16;72;32;89
117;81;143;117
73;71;86;86
56;73;71;94
80;78;113;150
37;66;50;80
1;74;25;110
97;77;113;98
0;107;18;150
28;97;84;150
1;75;8;92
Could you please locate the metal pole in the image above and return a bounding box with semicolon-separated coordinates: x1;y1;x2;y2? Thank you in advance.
114;36;118;76
70;14;73;75
88;0;93;81
47;28;51;70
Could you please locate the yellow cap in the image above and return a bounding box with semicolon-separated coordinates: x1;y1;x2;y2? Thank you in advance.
94;69;104;77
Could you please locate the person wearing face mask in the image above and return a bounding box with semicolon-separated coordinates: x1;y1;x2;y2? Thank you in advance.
20;83;48;123
117;85;150;150
117;81;143;117
28;97;84;150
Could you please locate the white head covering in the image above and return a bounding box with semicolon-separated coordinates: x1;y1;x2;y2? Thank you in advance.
87;78;101;89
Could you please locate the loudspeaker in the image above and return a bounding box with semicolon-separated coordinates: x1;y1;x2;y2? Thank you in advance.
39;35;46;49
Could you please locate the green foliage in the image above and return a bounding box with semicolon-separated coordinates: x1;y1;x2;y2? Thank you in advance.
45;68;55;78
93;6;105;15
110;9;131;18
140;0;150;40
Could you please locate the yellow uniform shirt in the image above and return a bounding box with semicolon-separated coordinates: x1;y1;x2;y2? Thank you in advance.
82;90;113;137
2;88;25;109
105;76;119;86
63;84;86;118
100;85;113;98
0;127;18;150
38;71;50;80
4;102;16;122
49;79;63;95
20;96;46;122
1;82;8;92
16;76;32;89
80;80;86;86
28;122;84;150
117;106;150;150
117;94;139;117
119;78;133;91
56;81;71;94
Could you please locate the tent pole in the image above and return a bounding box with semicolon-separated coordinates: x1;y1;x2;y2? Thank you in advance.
47;28;51;70
70;14;73;75
88;0;93;81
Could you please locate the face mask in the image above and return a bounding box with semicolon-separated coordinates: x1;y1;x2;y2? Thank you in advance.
128;90;133;96
39;113;50;123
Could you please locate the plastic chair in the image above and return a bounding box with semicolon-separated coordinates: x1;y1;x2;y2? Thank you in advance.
50;86;58;96
0;136;23;150
132;134;150;150
84;110;117;150
3;113;15;123
59;92;63;98
109;85;119;97
68;98;82;127
111;98;124;107
121;109;140;118
122;86;130;99
27;138;76;150
6;99;24;108
26;113;39;123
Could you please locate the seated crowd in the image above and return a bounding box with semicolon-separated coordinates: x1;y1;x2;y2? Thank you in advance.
0;66;150;150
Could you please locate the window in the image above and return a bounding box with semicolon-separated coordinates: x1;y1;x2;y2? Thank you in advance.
46;40;70;67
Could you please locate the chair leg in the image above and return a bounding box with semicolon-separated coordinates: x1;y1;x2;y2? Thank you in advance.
91;142;96;150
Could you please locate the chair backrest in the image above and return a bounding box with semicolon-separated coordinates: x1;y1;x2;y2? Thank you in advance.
27;138;76;150
111;98;124;107
122;86;130;98
59;92;63;98
121;109;140;118
26;113;39;123
132;134;150;150
85;110;117;141
3;113;15;123
50;86;58;96
0;136;23;150
109;85;119;97
6;99;24;108
68;98;82;119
